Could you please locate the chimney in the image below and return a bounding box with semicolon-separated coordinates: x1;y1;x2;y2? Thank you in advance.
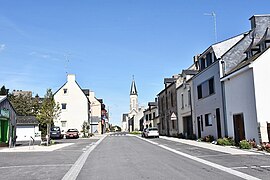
67;74;76;82
249;15;270;30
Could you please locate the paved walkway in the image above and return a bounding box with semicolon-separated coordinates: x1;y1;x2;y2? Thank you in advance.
160;136;259;155
0;143;74;152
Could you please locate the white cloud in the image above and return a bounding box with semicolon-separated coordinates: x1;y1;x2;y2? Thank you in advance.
29;51;50;59
0;44;6;52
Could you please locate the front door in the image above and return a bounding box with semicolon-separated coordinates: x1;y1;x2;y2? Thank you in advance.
216;108;222;138
197;117;201;138
233;114;245;143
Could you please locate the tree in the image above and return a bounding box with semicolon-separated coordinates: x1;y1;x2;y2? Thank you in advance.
0;86;8;95
8;94;33;116
37;89;60;145
81;121;90;138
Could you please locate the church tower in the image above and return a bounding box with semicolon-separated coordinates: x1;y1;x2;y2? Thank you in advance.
130;77;138;113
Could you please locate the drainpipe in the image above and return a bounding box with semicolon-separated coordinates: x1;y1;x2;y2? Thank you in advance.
220;60;228;137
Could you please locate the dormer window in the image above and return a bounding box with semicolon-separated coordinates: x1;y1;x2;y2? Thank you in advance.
63;89;67;94
206;53;212;67
199;58;206;71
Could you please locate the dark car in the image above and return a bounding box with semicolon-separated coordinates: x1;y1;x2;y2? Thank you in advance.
66;129;79;139
50;126;63;139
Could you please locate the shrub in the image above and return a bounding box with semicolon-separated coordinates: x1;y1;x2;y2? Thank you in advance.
202;135;215;142
239;140;251;149
187;134;197;140
129;131;141;135
217;137;235;146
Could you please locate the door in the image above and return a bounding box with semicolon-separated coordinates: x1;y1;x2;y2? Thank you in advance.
216;108;222;138
197;117;201;138
233;114;245;143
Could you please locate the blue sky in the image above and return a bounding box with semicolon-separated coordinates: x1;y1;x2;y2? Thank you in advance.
0;1;269;125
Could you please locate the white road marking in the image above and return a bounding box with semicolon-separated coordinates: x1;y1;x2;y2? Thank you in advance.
261;165;270;168
62;135;107;180
0;164;73;169
135;135;261;180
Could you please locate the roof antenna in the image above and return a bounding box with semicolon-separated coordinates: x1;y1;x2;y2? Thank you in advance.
65;52;71;75
204;12;217;43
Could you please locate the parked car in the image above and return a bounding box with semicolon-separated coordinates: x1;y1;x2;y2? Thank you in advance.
66;129;79;139
141;128;147;137
144;127;159;138
50;126;63;139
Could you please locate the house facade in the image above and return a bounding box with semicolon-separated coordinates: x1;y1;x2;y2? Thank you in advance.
158;77;178;136
143;101;159;129
222;24;270;143
87;90;101;134
176;67;198;139
54;74;90;134
192;35;244;140
0;96;16;147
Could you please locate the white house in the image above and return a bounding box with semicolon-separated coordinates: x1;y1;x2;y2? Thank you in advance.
54;74;90;134
176;66;198;139
192;35;243;139
143;101;159;129
87;90;101;134
221;26;270;143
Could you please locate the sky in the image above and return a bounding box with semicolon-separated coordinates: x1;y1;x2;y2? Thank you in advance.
0;0;270;126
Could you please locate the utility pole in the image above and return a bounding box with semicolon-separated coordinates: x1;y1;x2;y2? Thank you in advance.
204;12;217;43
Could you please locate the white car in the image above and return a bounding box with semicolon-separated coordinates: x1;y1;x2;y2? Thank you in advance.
145;127;159;138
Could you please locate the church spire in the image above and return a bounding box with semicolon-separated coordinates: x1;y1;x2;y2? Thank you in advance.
130;75;138;95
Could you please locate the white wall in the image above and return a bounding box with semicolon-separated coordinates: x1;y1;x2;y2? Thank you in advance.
88;91;101;134
16;125;40;141
252;48;270;142
192;62;225;139
224;68;259;142
54;74;89;133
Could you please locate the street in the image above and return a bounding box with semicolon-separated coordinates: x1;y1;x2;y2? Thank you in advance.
0;134;270;180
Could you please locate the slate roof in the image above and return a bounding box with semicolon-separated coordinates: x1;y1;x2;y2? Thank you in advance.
225;46;270;76
257;27;270;45
17;116;39;125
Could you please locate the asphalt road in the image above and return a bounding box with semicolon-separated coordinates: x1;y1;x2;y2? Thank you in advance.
0;134;269;180
0;138;98;180
77;134;269;180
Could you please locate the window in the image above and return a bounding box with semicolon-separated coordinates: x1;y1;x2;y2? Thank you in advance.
201;115;204;131
209;78;214;95
181;93;184;109
61;121;67;127
199;58;206;70
206;53;212;67
171;92;173;107
63;88;67;94
197;77;215;99
61;103;67;110
146;114;148;121
188;89;191;106
197;85;202;99
205;114;212;126
153;112;156;119
172;119;175;129
149;114;152;120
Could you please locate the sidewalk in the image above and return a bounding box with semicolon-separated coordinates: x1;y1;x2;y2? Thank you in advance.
0;143;74;152
160;136;260;155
